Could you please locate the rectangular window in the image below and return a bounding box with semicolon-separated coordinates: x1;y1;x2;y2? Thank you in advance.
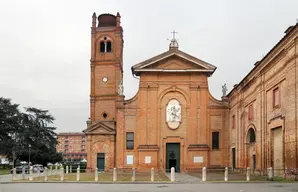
273;88;279;108
248;105;253;120
126;132;134;150
232;115;235;129
212;132;219;149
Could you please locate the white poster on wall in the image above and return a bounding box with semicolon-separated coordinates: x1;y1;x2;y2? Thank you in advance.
127;155;133;165
145;156;151;164
194;156;203;163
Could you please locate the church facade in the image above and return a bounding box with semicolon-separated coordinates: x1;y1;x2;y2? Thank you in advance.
84;12;298;174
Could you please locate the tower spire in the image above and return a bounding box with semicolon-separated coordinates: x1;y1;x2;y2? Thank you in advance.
92;12;97;28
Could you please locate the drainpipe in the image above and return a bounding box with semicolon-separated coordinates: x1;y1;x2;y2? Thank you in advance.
282;116;286;174
261;73;264;170
295;36;298;179
114;121;117;169
227;97;231;168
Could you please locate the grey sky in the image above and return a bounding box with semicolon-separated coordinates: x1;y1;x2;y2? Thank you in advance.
0;0;297;133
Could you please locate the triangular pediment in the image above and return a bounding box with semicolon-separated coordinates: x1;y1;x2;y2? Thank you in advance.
131;49;216;76
83;121;115;135
158;61;187;69
143;56;206;70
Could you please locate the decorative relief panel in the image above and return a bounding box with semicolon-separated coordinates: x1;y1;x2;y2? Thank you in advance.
166;99;181;129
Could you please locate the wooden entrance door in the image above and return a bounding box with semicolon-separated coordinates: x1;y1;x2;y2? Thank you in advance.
232;148;236;169
253;154;256;169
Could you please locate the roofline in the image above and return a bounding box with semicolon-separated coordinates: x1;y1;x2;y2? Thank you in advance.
134;51;215;70
227;23;298;97
57;132;85;136
131;49;216;76
132;68;216;76
134;69;215;73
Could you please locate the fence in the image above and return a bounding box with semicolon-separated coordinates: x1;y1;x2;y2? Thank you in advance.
11;166;61;181
187;167;298;181
11;166;172;182
11;166;298;182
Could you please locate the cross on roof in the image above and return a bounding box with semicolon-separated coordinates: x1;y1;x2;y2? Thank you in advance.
171;30;178;39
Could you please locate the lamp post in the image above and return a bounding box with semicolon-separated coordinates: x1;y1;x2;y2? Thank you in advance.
28;144;31;166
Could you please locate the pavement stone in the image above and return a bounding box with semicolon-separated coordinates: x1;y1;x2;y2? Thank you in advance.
165;172;201;183
0;174;12;182
1;183;298;192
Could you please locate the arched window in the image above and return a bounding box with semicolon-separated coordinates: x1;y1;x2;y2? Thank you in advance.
100;41;105;52
247;128;256;143
106;41;112;52
99;37;112;53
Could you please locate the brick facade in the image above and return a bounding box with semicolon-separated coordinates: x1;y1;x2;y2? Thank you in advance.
228;24;298;173
56;132;87;161
83;12;298;173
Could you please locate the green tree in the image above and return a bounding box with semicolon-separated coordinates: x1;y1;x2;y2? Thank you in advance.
0;97;63;166
0;97;23;167
19;107;61;165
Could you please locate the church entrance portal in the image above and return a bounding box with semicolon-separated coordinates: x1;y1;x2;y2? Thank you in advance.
166;143;180;172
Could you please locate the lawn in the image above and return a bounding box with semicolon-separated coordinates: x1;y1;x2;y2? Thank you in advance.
17;172;170;182
0;168;10;175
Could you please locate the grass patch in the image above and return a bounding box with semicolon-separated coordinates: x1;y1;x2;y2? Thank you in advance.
0;168;10;175
16;172;170;182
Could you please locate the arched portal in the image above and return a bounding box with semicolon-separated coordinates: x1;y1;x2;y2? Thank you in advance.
246;127;256;169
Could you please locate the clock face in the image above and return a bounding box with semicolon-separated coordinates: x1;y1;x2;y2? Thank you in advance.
102;77;108;83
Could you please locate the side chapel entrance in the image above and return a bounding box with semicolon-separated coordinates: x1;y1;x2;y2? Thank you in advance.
97;153;105;171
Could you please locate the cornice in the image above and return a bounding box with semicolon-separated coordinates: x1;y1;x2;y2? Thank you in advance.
189;84;200;90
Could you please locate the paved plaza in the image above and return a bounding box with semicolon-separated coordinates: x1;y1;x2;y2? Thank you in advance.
1;183;298;192
166;172;200;183
0;175;11;183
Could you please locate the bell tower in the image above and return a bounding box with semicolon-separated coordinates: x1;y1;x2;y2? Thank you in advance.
89;12;124;123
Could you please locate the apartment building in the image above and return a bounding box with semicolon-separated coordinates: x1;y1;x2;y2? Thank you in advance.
56;132;87;161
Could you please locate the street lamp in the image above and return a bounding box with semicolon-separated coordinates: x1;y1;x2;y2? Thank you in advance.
28;144;31;166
